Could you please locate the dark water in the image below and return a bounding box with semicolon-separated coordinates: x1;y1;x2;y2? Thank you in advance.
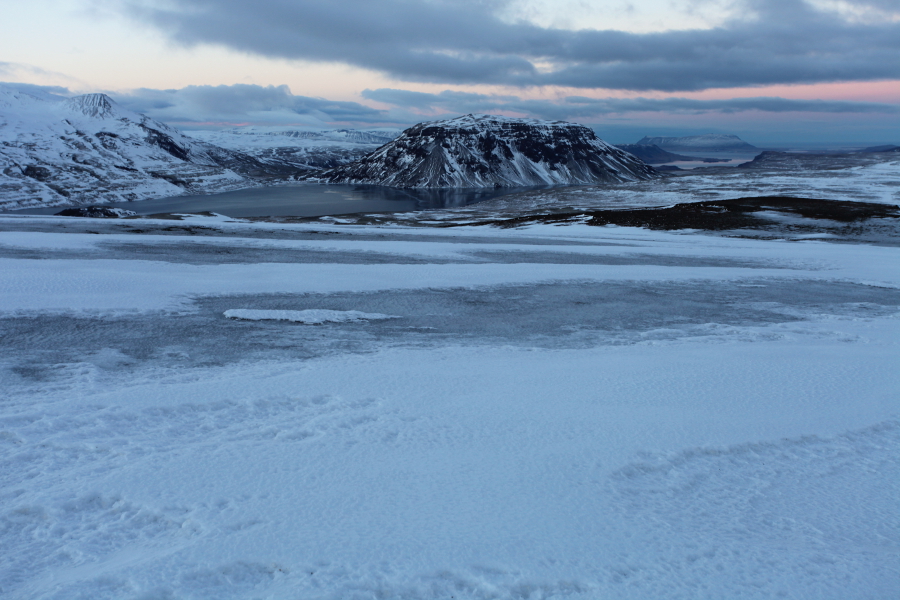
5;183;545;218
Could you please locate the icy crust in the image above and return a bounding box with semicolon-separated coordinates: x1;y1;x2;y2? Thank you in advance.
315;114;657;188
224;308;396;323
0;87;279;210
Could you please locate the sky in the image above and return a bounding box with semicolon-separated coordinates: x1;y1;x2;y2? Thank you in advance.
1;0;899;144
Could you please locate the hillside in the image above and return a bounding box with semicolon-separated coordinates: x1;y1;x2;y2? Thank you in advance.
0;88;288;209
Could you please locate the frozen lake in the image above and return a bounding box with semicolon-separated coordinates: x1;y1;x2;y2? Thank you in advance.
3;183;547;218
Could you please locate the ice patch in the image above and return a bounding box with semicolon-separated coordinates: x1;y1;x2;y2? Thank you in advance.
224;308;397;324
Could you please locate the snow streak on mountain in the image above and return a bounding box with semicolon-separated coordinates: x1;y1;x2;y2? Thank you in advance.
0;88;289;209
315;114;657;188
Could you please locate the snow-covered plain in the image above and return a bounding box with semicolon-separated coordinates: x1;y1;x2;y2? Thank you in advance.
1;204;898;599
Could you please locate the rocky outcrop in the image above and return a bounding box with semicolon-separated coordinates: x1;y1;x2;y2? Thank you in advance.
55;206;137;218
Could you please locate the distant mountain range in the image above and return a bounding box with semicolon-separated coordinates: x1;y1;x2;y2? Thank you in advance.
0;88;287;209
313;114;657;188
635;134;759;153
613;144;730;164
187;126;401;172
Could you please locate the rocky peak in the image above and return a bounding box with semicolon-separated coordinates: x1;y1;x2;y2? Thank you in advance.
64;93;120;119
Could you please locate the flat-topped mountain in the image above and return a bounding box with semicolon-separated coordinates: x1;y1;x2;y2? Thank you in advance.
636;134;758;153
315;114;656;188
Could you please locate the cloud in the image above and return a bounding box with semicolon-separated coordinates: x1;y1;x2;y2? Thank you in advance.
0;61;86;91
0;80;72;99
102;82;899;131
113;0;900;91
363;88;900;120
113;84;387;125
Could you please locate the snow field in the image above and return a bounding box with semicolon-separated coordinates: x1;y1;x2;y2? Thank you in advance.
1;218;898;599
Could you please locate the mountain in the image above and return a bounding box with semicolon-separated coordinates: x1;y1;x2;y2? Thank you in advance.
613;144;730;164
635;134;758;153
313;114;657;188
860;144;900;153
187;126;401;172
0;88;290;210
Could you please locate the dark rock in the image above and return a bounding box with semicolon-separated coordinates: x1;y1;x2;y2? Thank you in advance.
55;206;137;218
22;165;52;180
140;125;191;161
478;197;900;231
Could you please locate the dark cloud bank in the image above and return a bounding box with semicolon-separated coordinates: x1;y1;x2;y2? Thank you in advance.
117;0;900;92
114;85;900;132
10;1;898;140
362;88;900;119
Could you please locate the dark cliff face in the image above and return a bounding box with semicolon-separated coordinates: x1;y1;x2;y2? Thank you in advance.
316;115;657;188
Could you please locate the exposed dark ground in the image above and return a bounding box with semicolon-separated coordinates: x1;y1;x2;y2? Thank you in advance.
477;196;900;230
252;196;900;246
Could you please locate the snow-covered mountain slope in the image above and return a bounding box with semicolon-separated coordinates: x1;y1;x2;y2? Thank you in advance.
636;134;759;153
0;88;286;210
312;114;657;188
188;126;401;172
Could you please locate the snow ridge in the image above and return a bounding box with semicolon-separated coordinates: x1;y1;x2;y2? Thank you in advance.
314;114;657;188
